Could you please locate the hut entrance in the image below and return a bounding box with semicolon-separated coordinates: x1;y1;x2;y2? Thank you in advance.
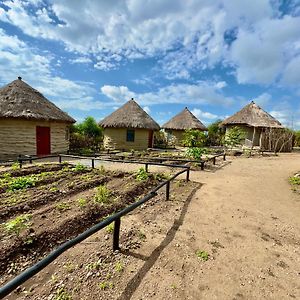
36;126;51;156
148;130;154;148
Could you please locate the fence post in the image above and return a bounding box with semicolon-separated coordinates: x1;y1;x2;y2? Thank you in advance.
223;153;226;161
186;168;190;182
166;181;170;201
91;158;95;169
58;155;62;164
18;159;22;168
113;218;121;251
201;161;205;170
145;163;148;172
29;157;32;164
213;157;216;165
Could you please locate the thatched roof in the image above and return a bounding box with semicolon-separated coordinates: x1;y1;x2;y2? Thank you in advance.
162;107;207;131
99;99;160;130
0;77;75;123
221;101;283;128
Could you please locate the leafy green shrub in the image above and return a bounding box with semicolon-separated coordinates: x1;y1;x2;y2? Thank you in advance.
185;147;207;160
94;185;110;203
3;214;32;236
73;163;87;172
7;176;36;191
182;129;207;147
195;250;209;261
135;168;149;181
224;126;246;148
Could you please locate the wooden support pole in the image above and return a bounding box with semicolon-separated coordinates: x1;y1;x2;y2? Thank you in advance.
166;181;170;201
113;218;121;251
91;158;95;169
58;155;62;163
223;153;226;161
145;163;148;172
201;161;205;170
213;157;216;165
186;168;190;181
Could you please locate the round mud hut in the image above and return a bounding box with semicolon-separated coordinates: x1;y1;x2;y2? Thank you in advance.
99;99;160;150
0;77;75;160
221;101;287;149
162;107;207;145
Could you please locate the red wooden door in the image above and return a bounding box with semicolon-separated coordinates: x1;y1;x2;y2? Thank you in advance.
148;130;154;148
36;126;51;156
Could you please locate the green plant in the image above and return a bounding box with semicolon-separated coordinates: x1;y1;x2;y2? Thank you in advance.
207;120;225;146
98;282;113;290
135;168;149;181
196;250;209;261
98;165;105;174
185;147;207;160
54;287;72;300
224;126;246;148
3;214;32;237
50;187;59;192
73;163;87;172
86;260;102;270
94;185;110;203
64;262;76;273
182;129;207;147
115;261;124;272
289;176;300;185
138;230;146;241
106;223;114;234
56;202;71;211
7;176;36;191
77;198;87;208
11;162;20;170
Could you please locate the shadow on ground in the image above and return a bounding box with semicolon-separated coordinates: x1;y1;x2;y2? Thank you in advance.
117;182;201;300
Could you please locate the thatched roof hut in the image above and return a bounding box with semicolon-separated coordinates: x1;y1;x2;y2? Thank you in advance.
99;99;160;150
0;77;75;123
162;107;207;145
162;107;207;131
221;101;289;150
221;101;283;128
0;77;75;160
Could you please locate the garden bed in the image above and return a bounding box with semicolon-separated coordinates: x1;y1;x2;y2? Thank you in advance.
0;163;170;280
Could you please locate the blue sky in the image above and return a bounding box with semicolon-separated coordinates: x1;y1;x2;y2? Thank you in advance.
0;0;300;128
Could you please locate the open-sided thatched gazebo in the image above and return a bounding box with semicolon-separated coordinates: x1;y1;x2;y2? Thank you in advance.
221;101;284;148
162;107;207;145
0;77;75;160
99;99;160;150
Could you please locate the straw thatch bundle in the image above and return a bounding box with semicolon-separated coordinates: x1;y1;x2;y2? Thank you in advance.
0;77;75;123
221;101;283;128
162;107;207;131
99;99;160;130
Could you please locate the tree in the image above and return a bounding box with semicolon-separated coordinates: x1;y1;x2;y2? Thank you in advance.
73;117;102;138
224;126;246;149
182;129;207;147
207;120;225;146
294;130;300;147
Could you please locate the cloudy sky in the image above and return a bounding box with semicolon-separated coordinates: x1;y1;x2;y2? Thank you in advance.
0;0;300;128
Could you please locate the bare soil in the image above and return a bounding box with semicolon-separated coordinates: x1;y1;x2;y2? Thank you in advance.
1;154;300;300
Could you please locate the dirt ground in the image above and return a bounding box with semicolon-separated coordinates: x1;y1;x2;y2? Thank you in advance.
2;153;300;300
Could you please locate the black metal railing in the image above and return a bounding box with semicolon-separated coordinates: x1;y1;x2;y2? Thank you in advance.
0;157;190;298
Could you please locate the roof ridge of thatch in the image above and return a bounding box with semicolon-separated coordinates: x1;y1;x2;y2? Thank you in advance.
221;101;283;128
99;99;160;130
162;107;207;131
0;77;75;123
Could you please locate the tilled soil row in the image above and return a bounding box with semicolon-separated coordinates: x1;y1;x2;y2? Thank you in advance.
0;177;159;276
0;171;124;222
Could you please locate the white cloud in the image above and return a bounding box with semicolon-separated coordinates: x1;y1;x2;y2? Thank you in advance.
252;93;272;107
101;81;233;107
191;108;219;121
69;57;92;64
143;106;151;114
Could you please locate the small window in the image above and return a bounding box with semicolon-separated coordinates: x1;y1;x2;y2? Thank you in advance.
126;129;135;142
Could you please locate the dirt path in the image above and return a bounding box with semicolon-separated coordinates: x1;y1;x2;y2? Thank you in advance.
127;153;300;300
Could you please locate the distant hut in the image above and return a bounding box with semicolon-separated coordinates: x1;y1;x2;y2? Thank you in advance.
221;101;286;149
99;99;160;150
0;77;75;160
162;107;207;145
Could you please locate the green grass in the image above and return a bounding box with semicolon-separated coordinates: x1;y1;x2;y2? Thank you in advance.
115;261;124;272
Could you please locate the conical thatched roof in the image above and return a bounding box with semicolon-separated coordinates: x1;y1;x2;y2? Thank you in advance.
221;101;283;128
0;77;75;123
99;99;160;130
162;107;207;131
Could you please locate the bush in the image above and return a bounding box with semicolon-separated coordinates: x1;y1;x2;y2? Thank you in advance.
207;120;225;146
182;129;207;147
224;126;246;148
185;147;207;160
94;185;110;203
135;168;149;181
8;176;36;191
